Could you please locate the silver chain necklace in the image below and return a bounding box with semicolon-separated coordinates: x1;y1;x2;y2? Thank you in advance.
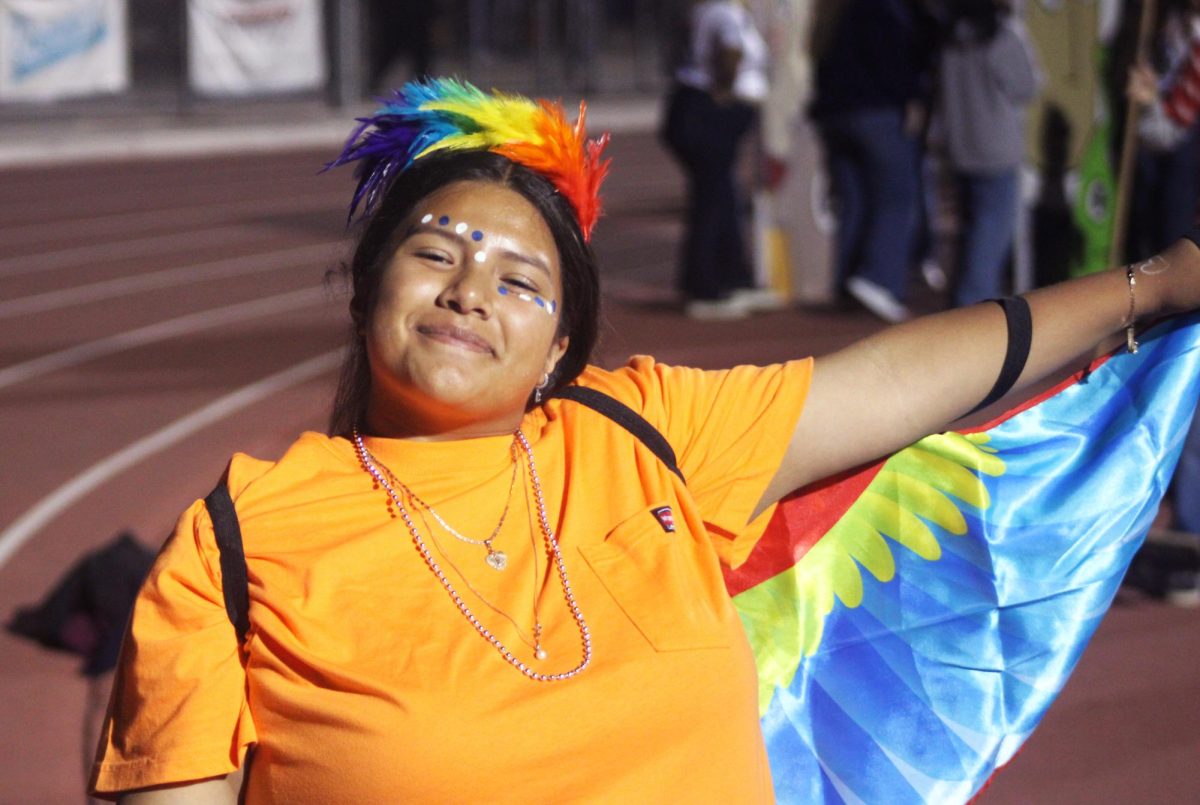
370;443;519;571
352;427;592;681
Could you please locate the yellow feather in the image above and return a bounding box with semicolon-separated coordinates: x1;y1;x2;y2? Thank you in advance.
857;490;943;560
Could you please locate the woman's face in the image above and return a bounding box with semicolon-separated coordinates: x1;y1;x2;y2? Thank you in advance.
363;180;569;439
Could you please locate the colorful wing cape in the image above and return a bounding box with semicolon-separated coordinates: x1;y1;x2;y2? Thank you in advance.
731;313;1200;803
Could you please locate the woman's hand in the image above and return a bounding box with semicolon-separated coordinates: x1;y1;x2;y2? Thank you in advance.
1126;60;1160;107
753;237;1200;515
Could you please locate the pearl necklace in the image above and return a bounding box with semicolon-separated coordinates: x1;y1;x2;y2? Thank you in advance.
352;428;592;681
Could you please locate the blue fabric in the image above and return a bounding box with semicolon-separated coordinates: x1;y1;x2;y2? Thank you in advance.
757;313;1200;803
953;170;1020;306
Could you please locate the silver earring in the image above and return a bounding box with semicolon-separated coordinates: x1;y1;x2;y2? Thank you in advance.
534;373;549;405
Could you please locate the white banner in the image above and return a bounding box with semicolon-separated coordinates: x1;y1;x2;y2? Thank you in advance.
0;0;128;101
188;0;327;96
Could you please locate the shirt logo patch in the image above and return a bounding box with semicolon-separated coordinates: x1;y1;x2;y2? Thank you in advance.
651;505;676;533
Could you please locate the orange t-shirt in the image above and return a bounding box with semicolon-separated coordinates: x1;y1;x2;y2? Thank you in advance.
91;356;812;802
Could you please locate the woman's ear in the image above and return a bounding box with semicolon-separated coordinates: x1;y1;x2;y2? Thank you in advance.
545;336;569;377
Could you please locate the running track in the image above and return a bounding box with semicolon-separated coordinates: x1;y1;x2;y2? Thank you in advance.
0;133;1195;802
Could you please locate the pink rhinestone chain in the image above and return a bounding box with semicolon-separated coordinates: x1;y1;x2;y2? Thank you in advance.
353;428;592;681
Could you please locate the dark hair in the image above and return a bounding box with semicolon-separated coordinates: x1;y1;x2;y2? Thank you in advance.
327;150;602;435
945;0;1006;46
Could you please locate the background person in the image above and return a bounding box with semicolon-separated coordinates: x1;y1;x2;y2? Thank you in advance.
1126;0;1200;605
809;0;940;322
937;0;1041;307
662;0;781;319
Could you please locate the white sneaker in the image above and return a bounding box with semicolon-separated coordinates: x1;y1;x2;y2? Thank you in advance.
685;297;750;321
846;276;912;324
921;259;948;292
1165;570;1200;608
730;287;789;312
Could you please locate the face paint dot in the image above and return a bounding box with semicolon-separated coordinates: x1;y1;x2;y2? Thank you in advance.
472;230;483;241
518;292;533;302
420;213;433;224
455;222;468;235
534;296;545;307
438;215;450;226
474;251;488;262
497;285;509;295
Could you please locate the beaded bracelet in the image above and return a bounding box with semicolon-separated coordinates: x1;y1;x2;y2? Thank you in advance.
1124;265;1138;354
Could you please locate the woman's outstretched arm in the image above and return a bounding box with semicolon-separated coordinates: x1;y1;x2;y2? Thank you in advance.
756;238;1200;513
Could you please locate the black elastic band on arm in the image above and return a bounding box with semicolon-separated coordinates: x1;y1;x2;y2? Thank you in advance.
204;481;250;646
550;386;686;483
968;295;1033;415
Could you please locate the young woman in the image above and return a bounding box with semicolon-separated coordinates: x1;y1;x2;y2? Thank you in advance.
90;78;1200;802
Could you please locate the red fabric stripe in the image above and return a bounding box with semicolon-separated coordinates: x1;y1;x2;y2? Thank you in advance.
723;339;1129;597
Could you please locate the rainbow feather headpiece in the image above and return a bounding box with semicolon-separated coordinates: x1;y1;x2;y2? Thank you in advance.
327;77;611;241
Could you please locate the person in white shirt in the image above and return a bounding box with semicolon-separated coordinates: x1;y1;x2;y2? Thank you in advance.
662;1;781;320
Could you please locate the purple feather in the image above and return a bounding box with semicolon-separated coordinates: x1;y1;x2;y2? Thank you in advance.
322;78;488;223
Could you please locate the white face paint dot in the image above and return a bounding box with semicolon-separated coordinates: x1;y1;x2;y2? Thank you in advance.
474;251;488;262
420;213;433;224
455;222;468;235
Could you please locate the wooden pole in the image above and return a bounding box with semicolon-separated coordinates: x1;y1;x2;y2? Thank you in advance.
1110;0;1159;265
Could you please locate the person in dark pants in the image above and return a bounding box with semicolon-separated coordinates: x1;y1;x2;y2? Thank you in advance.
367;0;435;91
661;1;780;320
809;0;939;323
663;84;757;307
1126;0;1200;604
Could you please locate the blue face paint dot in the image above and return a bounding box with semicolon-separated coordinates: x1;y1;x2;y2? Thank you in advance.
472;230;484;242
497;286;509;295
438;215;450;226
534;297;545;307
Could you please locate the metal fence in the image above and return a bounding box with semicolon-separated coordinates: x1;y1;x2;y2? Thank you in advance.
0;0;684;119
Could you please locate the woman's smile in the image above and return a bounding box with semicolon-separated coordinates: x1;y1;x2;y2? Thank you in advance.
415;321;496;355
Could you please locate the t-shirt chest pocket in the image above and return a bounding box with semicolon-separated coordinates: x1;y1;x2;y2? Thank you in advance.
579;503;731;652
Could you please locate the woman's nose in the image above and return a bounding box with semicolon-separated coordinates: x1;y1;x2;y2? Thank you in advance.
438;266;494;317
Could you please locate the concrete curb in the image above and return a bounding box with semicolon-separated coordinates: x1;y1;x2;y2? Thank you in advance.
0;95;661;169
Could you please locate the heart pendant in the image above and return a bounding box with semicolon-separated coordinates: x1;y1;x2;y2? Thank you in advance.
485;550;508;571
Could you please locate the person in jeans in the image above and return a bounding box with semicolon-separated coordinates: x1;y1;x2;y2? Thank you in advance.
809;0;940;323
938;0;1041;307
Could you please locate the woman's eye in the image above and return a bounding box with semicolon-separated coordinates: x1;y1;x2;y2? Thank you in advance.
503;277;538;292
415;249;452;264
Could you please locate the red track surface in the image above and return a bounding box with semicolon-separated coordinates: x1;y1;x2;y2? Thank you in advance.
1;134;1196;803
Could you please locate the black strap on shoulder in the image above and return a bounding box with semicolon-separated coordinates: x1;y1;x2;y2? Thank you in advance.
204;481;250;647
550;385;686;483
968;295;1033;415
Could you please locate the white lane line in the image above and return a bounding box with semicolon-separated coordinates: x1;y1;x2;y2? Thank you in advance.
0;349;342;570
0;242;339;320
0;224;268;278
1;190;340;248
0;286;332;389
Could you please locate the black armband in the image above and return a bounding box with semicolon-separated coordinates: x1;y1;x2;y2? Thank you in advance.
967;296;1033;416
